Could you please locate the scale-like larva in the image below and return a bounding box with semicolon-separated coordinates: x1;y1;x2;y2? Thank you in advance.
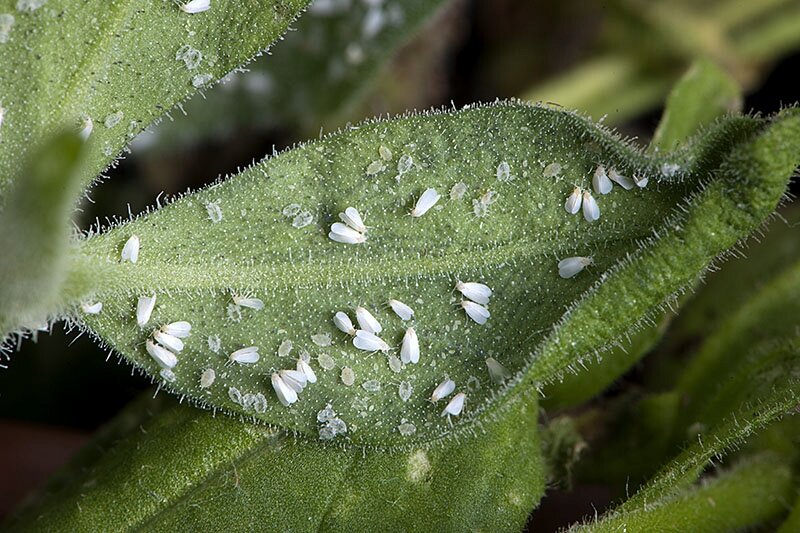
136;295;156;327
431;378;455;402
229;346;260;364
355;306;382;334
455;281;492;305
199;368;215;388
564;186;582;215
461;300;490;325
411;188;441;217
388;299;414;321
400;327;419;364
146;339;178;369
121;235;140;263
441;392;466;416
558;256;593;278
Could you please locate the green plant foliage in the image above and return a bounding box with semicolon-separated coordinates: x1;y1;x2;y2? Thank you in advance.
62;102;799;447
5;390;544;532
0;132;84;337
574;453;793;532
650;58;742;152
0;0;309;195
144;0;449;151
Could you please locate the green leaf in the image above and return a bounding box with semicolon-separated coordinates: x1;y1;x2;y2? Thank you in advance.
650;59;742;153
5;391;544;532
572;453;793;532
144;0;450;151
0;0;309;195
63;103;799;447
0;131;84;337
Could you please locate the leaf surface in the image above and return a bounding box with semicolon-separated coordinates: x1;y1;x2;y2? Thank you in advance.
0;0;308;194
5;391;544;532
67;102;800;447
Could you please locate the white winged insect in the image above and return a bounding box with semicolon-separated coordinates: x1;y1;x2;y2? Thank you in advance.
146;339;178;369
353;330;390;352
400;327;419;364
136;294;156;327
180;0;211;13
121;235;140;263
430;378;455;402
388;299;414;321
229;346;260;364
564;186;582;215
582;191;600;222
271;372;298;406
328;222;366;244
460;300;490;325
333;311;357;336
410;188;441;217
455;281;492;305
355;306;382;334
558;256;593;279
593;165;613;195
441;392;466;417
339;207;367;234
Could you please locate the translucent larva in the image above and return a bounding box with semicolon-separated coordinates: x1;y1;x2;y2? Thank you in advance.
411;188;441;217
460;300;490;325
229;346;260;364
400;327;419;364
455;281;492;305
486;357;511;384
121;235;140;263
146;339;178;369
333;311;356;335
154;330;184;353
297;358;317;384
388;299;414;321
80;301;103;314
431;378;455;402
582;191;600;222
279;369;308;393
199;368;216;388
328;222;366;244
271;372;298;406
593;165;613;195
441;392;466;417
353;330;390;352
232;295;264;310
496;161;512;182
608;168;635;190
339;207;367;233
355;306;382;334
161;321;191;338
180;0;211;14
558;256;593;279
564;187;582;215
136;294;156;327
341;366;356;386
633;174;649;188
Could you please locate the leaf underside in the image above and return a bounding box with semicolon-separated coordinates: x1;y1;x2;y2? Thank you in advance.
70;102;799;448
